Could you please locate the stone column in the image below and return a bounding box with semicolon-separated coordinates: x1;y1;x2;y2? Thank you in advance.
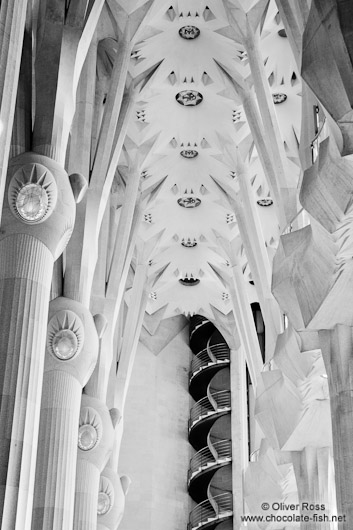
319;325;353;527
230;347;248;530
0;0;28;220
292;447;332;530
271;123;353;528
0;234;52;530
73;395;116;530
0;152;76;529
31;297;100;530
97;467;130;530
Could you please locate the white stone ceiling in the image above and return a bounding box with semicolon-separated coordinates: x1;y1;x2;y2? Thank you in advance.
119;0;302;323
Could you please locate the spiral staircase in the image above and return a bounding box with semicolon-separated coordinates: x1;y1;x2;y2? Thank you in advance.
187;316;233;530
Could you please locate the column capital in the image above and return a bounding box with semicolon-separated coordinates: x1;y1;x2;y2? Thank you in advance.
1;152;76;259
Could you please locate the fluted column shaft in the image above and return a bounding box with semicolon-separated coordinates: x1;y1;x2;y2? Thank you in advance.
32;371;82;530
31;297;99;530
0;151;76;529
0;234;53;530
74;461;100;530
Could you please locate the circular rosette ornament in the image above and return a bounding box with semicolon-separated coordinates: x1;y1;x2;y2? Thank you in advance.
8;163;58;224
179;26;200;39
47;310;84;361
97;476;115;515
78;407;103;451
176;90;203;106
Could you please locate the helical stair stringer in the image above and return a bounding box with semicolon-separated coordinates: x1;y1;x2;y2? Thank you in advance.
187;316;233;530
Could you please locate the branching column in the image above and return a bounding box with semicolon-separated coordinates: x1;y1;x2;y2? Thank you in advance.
97;467;130;530
31;298;100;530
0;153;76;529
272;121;353;527
73;395;116;530
0;0;28;220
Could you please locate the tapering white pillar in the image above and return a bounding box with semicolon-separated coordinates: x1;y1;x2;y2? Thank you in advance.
96;467;130;530
32;298;99;530
319;325;353;528
0;0;28;221
0;235;53;530
73;396;116;530
230;347;248;530
0;153;75;529
292;447;332;530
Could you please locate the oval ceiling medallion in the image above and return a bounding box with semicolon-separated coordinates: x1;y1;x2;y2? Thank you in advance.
179;26;200;39
177;196;201;208
176;90;203;106
179;278;200;286
272;93;287;104
257;198;273;207
180;149;198;158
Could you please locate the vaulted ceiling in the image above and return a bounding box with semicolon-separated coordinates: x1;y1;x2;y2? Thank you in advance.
108;0;303;336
